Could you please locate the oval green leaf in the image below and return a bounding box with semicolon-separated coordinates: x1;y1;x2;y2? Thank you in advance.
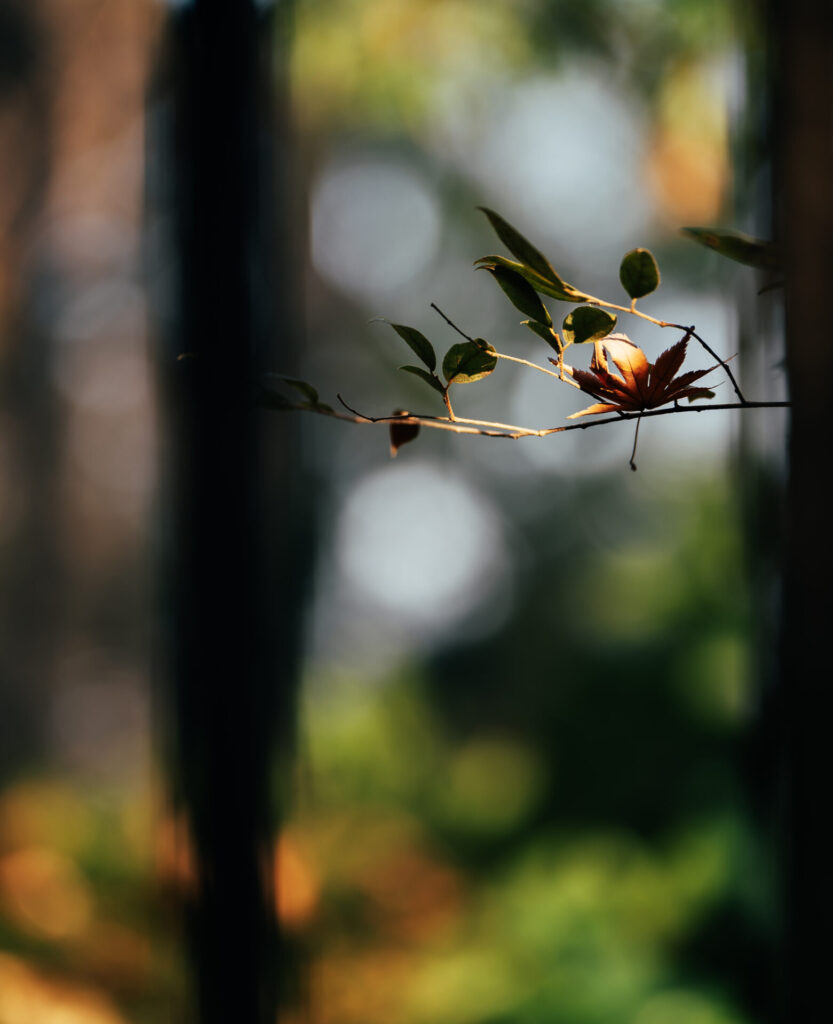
478;207;555;281
522;319;560;352
562;306;617;345
680;227;780;270
400;364;446;395
482;264;552;325
390;323;437;371
475;255;589;304
477;208;590;302
619;248;660;299
259;388;294;411
269;375;320;405
443;340;498;385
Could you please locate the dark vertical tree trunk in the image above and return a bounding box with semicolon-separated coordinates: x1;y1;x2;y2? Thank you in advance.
773;0;833;1017
0;1;59;778
152;2;303;1021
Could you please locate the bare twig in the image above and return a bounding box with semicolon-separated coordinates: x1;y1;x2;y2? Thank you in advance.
496;352;580;385
325;394;789;441
687;327;746;403
431;302;474;342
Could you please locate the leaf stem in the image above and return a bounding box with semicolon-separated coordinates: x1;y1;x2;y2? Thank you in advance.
431;302;474;342
629;417;641;472
496;351;580;385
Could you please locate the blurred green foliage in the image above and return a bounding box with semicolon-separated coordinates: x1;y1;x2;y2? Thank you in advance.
291;0;741;133
288;476;772;1024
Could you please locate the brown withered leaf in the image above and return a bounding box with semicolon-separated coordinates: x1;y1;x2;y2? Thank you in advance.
568;334;716;419
389;410;420;456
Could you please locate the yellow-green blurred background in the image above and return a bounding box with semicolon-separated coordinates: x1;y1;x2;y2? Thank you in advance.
0;1;784;1022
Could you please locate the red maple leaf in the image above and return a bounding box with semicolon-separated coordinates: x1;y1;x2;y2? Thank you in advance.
568;334;716;419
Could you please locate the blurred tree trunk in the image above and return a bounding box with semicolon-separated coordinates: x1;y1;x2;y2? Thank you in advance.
773;0;833;1017
0;1;59;777
151;2;305;1021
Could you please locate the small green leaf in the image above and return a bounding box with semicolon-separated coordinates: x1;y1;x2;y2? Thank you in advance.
562;306;617;345
390;323;437;371
389;410;420;457
477;208;590;302
443;340;498;384
680;227;780;269
481;264;552;325
620;248;660;299
522;319;561;352
475;255;589;303
400;364;446;395
479;207;558;281
259;389;294;410
270;375;320;405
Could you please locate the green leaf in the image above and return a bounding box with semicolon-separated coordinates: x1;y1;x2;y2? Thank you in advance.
481;264;552;325
477;208;590;302
269;375;320;405
562;306;617;345
259;389;294;411
680;227;780;270
389;323;437;371
443;340;498;384
685;388;716;402
522;319;561;352
400;364;446;395
479;207;558;281
619;248;660;299
475;255;589;303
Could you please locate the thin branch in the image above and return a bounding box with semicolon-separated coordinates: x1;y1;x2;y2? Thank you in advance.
430;303;582;387
431;302;474;342
324;394;790;441
334;395;537;437
336;395;535;433
584;295;678;328
496;351;579;385
687;327;746;403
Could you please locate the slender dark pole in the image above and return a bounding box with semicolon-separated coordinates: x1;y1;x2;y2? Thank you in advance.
0;1;58;779
153;2;302;1020
773;0;833;1018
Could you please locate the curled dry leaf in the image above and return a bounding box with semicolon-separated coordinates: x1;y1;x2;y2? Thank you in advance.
568;334;716;419
389;410;420;456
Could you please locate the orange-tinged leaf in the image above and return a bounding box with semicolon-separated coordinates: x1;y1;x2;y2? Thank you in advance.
661;366;717;403
567;402;623;419
569;332;716;418
647;339;687;399
601;336;650;403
